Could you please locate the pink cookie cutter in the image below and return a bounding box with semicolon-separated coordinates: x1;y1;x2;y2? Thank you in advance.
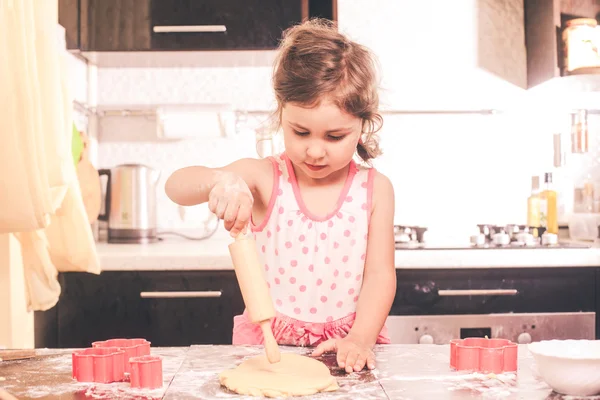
72;347;126;383
129;355;163;389
450;338;518;374
92;338;151;373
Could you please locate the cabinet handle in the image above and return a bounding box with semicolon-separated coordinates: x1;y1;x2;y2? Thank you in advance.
438;289;518;296
140;291;222;298
153;25;227;33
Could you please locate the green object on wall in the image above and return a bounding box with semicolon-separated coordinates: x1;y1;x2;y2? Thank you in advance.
72;123;83;166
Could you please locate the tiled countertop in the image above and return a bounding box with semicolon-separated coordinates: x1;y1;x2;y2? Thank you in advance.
95;237;600;271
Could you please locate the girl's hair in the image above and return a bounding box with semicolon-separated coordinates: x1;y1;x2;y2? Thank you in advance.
272;18;383;164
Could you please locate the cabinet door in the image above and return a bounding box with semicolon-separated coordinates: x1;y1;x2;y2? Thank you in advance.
81;0;152;51
150;0;303;50
59;0;80;49
53;271;244;348
597;268;600;339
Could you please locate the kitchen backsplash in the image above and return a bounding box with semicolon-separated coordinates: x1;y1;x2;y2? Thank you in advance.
89;57;598;241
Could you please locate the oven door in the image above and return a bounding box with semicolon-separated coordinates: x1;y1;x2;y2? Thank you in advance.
385;312;596;344
387;267;597;344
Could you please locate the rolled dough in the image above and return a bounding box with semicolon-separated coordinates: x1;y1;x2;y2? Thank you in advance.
219;353;339;397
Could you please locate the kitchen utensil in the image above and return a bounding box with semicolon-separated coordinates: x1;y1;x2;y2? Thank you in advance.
72;347;126;383
528;340;600;396
76;130;102;223
129;355;163;389
0;349;36;361
450;337;517;374
228;230;280;363
568;213;600;241
98;164;160;243
92;338;151;373
0;389;19;400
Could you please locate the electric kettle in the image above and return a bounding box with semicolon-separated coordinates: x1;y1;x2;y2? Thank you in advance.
98;164;160;243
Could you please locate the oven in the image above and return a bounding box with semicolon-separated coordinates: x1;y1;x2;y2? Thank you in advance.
385;267;597;344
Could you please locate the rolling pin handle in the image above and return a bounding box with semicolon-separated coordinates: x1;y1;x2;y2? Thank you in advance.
260;319;281;364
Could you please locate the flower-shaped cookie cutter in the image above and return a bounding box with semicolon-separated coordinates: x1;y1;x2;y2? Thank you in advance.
450;337;518;374
72;347;126;383
129;355;163;389
92;338;151;373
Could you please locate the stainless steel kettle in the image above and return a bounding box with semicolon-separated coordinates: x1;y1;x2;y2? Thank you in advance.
98;164;160;243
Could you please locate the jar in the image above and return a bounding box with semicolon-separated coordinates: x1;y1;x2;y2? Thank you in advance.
562;18;600;73
571;109;589;153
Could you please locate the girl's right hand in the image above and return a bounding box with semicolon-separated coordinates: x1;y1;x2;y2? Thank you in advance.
208;171;254;237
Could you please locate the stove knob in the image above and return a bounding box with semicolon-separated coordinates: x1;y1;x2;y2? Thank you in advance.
419;334;434;344
517;332;532;344
541;232;558;246
470;234;486;246
492;232;510;246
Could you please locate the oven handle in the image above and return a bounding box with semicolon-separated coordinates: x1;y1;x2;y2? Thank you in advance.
438;289;518;296
153;25;227;33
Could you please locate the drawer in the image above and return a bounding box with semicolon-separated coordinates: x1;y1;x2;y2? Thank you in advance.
391;268;596;316
40;271;244;348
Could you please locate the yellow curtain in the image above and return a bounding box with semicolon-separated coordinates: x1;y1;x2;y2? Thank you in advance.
0;0;101;311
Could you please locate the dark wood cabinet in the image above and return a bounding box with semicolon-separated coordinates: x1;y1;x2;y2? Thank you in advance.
35;271;245;348
150;0;303;50
58;0;80;49
60;0;313;52
81;0;152;51
525;0;600;88
597;268;600;338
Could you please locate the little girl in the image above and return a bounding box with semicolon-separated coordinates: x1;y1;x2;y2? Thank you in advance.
165;19;396;373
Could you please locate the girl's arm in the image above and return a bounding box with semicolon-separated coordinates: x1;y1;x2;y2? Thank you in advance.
346;171;396;349
312;171;396;372
165;158;273;236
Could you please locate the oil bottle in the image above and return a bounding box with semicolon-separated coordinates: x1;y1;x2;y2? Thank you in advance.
539;172;558;234
527;176;541;228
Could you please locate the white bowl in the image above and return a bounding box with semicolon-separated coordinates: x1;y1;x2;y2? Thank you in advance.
528;340;600;396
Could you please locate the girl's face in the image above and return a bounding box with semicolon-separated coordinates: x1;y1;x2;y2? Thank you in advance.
281;99;362;181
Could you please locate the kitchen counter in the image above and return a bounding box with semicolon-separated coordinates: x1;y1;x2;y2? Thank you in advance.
0;344;589;400
95;238;600;271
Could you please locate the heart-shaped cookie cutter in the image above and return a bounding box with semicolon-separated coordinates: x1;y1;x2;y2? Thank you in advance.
129;355;163;389
92;338;151;373
450;337;518;374
72;347;126;383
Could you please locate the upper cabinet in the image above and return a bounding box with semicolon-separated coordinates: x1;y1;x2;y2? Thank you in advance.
59;0;338;52
525;0;600;91
149;0;302;51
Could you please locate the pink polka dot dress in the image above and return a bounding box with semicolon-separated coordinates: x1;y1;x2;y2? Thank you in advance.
232;153;390;347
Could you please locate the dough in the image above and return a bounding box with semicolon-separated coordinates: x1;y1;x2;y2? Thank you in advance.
219;353;339;398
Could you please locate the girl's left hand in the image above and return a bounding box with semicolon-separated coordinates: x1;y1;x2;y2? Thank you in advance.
311;334;376;373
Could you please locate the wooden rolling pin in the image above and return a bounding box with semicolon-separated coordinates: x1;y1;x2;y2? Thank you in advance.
228;230;281;363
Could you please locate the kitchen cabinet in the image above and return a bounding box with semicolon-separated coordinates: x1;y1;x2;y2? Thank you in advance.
150;0;303;51
60;0;311;52
525;0;600;89
34;271;245;348
597;268;600;337
58;0;80;49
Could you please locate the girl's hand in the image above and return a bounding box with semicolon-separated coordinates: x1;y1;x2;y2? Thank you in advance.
208;171;254;237
311;334;376;373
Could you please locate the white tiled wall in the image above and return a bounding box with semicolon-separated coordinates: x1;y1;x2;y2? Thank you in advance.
95;71;599;243
94;59;555;239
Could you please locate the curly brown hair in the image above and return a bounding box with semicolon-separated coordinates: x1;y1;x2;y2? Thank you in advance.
271;18;383;164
